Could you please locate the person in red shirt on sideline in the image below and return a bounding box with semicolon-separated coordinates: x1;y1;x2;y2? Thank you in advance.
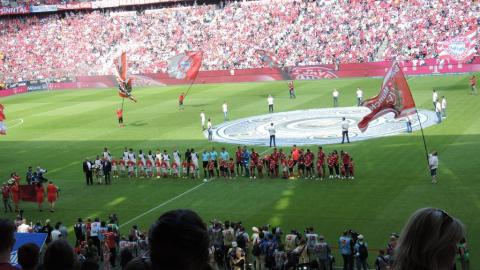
291;145;300;166
304;149;313;179
316;158;324;180
10;183;20;212
116;108;124;127
470;75;477;95
178;92;185;110
46;181;58;212
349;158;355;179
35;183;44;212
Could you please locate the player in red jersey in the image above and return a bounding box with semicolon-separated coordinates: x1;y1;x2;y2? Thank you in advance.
249;159;256;179
281;158;288;179
235;146;243;176
161;160;169;178
271;148;280;177
228;158;235;179
327;153;334;179
316;158;324;180
178;92;185;110
287;156;295;179
304;149;313;179
189;162;196;179
127;160;134;178
155;158;161;178
297;151;305;178
340;163;346;179
332;150;340;178
349;158;355;179
111;158;118;178
181;160;188;178
145;159;153;178
269;158;276;179
257;159;264;178
172;162;179;178
317;146;326;178
207;159;215;179
119;159;126;177
137;159;145;178
46;181;58;212
219;160;227;178
342;151;351;179
35;183;44;212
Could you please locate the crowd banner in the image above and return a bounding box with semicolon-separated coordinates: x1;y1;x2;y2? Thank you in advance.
30;5;57;13
0;5;29;15
56;2;92;10
10;233;47;267
26;79;49;92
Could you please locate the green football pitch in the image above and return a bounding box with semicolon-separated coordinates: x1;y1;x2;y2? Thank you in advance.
0;74;479;265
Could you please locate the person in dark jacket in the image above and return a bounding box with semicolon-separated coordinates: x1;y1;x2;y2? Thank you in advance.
103;158;112;185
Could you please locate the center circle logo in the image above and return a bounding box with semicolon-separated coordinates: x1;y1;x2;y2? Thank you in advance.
205;107;438;146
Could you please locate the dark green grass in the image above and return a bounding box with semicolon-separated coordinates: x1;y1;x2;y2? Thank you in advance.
1;74;479;266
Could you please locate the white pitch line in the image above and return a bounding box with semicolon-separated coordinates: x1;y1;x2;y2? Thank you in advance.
119;182;206;228
6;118;24;128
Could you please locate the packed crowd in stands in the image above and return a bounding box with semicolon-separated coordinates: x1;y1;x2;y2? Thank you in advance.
83;146;355;184
0;0;478;83
0;207;470;270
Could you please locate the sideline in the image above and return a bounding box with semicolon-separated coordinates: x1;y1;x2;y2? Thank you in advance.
119;182;206;228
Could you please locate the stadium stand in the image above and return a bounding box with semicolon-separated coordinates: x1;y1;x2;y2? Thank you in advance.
0;0;478;83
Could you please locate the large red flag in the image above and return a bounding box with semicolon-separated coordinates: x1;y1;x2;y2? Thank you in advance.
116;51;127;82
437;27;477;63
167;51;203;80
358;62;416;132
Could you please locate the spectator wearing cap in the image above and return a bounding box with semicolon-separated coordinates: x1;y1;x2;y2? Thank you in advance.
0;219;17;270
354;234;368;270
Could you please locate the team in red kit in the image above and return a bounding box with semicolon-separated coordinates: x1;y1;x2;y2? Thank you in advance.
84;145;355;182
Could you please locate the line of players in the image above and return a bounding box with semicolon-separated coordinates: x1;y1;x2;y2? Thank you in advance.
94;146;355;180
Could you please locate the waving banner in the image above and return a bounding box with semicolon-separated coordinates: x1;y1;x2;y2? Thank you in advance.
437;28;478;62
358;62;416;132
167;51;203;80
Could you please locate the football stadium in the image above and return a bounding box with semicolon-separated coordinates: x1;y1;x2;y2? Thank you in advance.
0;1;479;270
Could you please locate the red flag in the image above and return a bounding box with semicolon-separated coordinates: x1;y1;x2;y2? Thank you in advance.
167;51;203;80
437;27;477;63
116;51;127;82
0;104;5;121
358;62;416;132
19;185;36;202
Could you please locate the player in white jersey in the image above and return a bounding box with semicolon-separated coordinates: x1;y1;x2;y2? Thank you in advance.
191;149;199;178
173;150;181;167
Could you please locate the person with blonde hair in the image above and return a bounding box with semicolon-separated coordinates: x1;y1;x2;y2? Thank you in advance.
393;208;465;270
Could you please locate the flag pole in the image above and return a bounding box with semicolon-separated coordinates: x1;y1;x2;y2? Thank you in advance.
184;77;197;98
414;108;430;169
